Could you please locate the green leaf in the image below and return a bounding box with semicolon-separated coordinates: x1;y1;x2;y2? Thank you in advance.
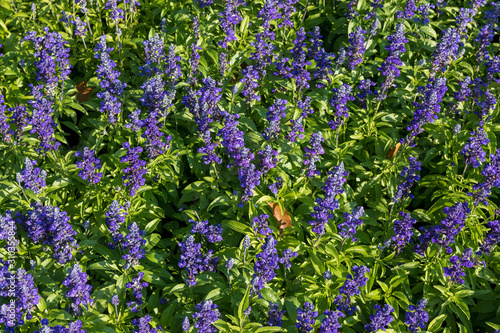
238;286;251;321
428;314;447;332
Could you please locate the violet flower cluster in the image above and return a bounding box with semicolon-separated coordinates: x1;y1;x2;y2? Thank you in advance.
328;84;355;131
303;132;325;178
295;302;318;333
192;299;220;333
258;145;279;175
405;298;429;332
309;163;349;235
218;0;246;48
120;142;148;196
178;235;219;286
460;125;490;168
252;214;273;237
94;35;127;124
263;98;287;140
122;222;146;270
279;248;298;269
62;263;93;316
132;315;158;333
391;212;416;253
17;158;47;195
334;265;370;315
393;156;422;203
105;200;129;247
252;236;279;293
346;27;367;70
126;272;149;313
319;310;345;333
75;147;103;184
443;248;483;284
17;202;78;264
267;303;285;327
189;219;223;243
480;220;500;255
338;206;364;242
364;304;395;332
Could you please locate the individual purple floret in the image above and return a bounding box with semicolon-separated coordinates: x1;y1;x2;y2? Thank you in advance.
454;76;472;101
193;299;221;333
131;315;158;333
63;263;93;316
481;220;500;255
444;248;483;284
461;126;490;168
120;142;147;196
279;248;298;269
267;303;286;327
338;206;364;242
94;35;127;124
323;271;332;280
328;84;355;131
0;212;18;248
309;163;349;235
303;132;325;178
189;219;223;243
126;271;149;313
391;212;416;253
105;200;129;247
393;156;421;203
16;202;79;264
319;310;345;333
264;99;287;140
122;222;146;270
364;304;394;332
296;302;318;333
405;298;429;332
0;263;41;330
17;157;47;195
431;28;462;74
252;236;279;293
178;235;219;286
252;214;273;237
334;265;370;315
258;145;279;174
346;27;367;70
75;147;103;184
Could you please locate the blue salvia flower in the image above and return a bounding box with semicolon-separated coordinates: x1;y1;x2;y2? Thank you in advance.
338;206;364;242
73;17;87;37
189;219;223;243
105;200;129;247
111;295;120;306
475;24;494;63
94;35;127;124
454;76;472;101
303;132;325;178
60;11;73;27
258;145;279;175
365;0;383;19
196;0;214;7
122;222;146;270
405;78;447;145
309;163;349;235
241;65;261;102
393;157;421;203
268;176;283;195
308;27;334;88
120;142;147;196
17;203;79;264
278;0;298;27
267;303;285;327
0;212;18;248
431;28;462;74
193;300;221;333
290;28;312;92
346;27;366;70
252;236;279;293
319;310;345;333
323;271;332;280
63;263;94;316
188;43;202;86
378;23;408;100
486;55;500;84
252;214;273;237
131;315;158;333
296;302;318;333
443;248;483;284
17;158;47;195
405;299;429;332
345;0;358;18
263;99;287;140
364;304;394;332
328;84;355;131
26;86;60;153
165;43;182;84
182;316;191;331
8;105;28;144
335;48;346;68
234;148;261;206
298;95;315;116
218;111;244;159
0;264;41;331
218;0;245;48
139;34;165;77
356;79;377;109
456;8;474;36
178;235;219;286
105;0;124;22
391;212;416;253
396;0;417;19
415;3;434;24
480;220;500;255
334;265;370;315
126;271;149;313
0;95;10;143
279;248;298;268
75;147;103;184
461;125;490;168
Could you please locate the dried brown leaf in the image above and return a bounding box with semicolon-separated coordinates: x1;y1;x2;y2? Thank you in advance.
267;202;292;235
74;81;94;103
387;142;401;159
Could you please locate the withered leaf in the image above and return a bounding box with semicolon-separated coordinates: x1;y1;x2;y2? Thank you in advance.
387;142;401;159
267;202;292;235
75;81;94;103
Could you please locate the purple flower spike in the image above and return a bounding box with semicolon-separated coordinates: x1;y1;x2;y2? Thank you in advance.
364;304;394;332
444;248;483;284
189;219;223;243
405;298;429;332
296;302;318;333
267;303;286;327
264;99;287;140
17;157;47;195
178;235;219;286
252;236;279;293
481;220;500;255
461;126;490;168
391;212;416;253
346;27;367;70
120;143;147;196
393;156;421;203
334;265;370;315
126;271;149;313
328;84;355;131
122;222;146;270
303;132;325;178
338;206;364;242
193;299;221;333
279;248;298;268
63;263;93;316
319;310;345;333
75;147;103;184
